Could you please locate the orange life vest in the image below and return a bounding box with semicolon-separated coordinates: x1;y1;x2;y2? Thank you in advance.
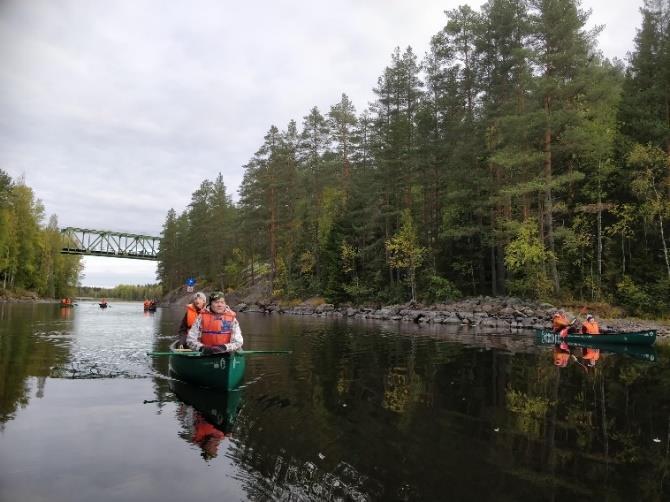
552;314;570;331
200;309;236;346
193;414;226;459
553;347;570;367
581;321;600;334
185;304;200;328
582;348;600;362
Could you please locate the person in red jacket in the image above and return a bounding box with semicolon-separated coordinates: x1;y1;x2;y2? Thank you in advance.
186;291;243;355
176;292;206;348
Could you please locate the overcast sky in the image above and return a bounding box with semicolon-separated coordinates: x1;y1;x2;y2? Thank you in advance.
0;0;647;287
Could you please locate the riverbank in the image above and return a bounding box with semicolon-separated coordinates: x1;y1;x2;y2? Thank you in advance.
165;287;670;339
0;290;58;303
234;297;670;339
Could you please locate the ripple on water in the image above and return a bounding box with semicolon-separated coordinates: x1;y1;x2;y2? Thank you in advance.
42;301;165;380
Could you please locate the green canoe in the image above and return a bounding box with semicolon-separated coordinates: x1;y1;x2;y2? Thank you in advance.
168;344;246;390
536;329;657;346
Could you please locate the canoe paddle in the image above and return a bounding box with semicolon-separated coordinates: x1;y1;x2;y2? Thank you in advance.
147;349;292;357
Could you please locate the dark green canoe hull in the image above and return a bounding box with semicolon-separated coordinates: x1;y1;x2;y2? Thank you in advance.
536;329;656;346
169;350;246;390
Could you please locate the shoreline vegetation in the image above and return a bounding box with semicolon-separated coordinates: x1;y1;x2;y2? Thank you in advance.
4;285;667;339
164;286;670;340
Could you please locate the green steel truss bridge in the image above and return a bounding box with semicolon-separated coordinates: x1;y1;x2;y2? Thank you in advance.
60;227;161;260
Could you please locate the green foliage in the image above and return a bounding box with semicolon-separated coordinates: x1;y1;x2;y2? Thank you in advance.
385;209;426;302
421;274;462;303
615;276;652;316
505;219;552;298
0;171;81;297
77;284;161;301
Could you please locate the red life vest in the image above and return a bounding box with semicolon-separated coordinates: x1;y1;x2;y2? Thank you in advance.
200;309;236;346
185;304;200;329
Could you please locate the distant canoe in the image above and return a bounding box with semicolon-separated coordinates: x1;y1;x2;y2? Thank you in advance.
536;329;656;346
59;304;75;308
99;303;108;309
168;342;246;390
144;306;157;312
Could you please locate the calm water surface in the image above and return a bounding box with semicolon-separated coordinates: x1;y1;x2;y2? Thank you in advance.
1;301;669;501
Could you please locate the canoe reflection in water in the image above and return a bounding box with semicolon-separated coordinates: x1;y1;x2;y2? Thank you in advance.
170;379;243;461
551;340;656;371
552;344;601;371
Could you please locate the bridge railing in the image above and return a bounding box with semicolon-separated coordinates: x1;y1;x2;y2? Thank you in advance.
60;227;161;260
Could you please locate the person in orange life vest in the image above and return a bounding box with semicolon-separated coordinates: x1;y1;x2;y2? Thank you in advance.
552;311;571;332
581;314;600;335
143;299;151;309
552;311;573;338
186;291;243;355
177;292;207;348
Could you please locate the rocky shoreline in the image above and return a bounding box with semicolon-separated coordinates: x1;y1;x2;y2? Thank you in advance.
231;296;670;339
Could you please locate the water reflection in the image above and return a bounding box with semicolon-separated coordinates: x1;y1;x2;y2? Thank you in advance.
549;340;656;372
171;380;242;461
59;305;72;320
0;301;163;422
1;304;669;500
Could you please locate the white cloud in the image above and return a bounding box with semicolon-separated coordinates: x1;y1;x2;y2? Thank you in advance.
80;256;157;288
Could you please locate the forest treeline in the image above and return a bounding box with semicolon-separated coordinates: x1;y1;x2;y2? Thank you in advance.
157;0;670;316
77;284;162;301
0;170;81;298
